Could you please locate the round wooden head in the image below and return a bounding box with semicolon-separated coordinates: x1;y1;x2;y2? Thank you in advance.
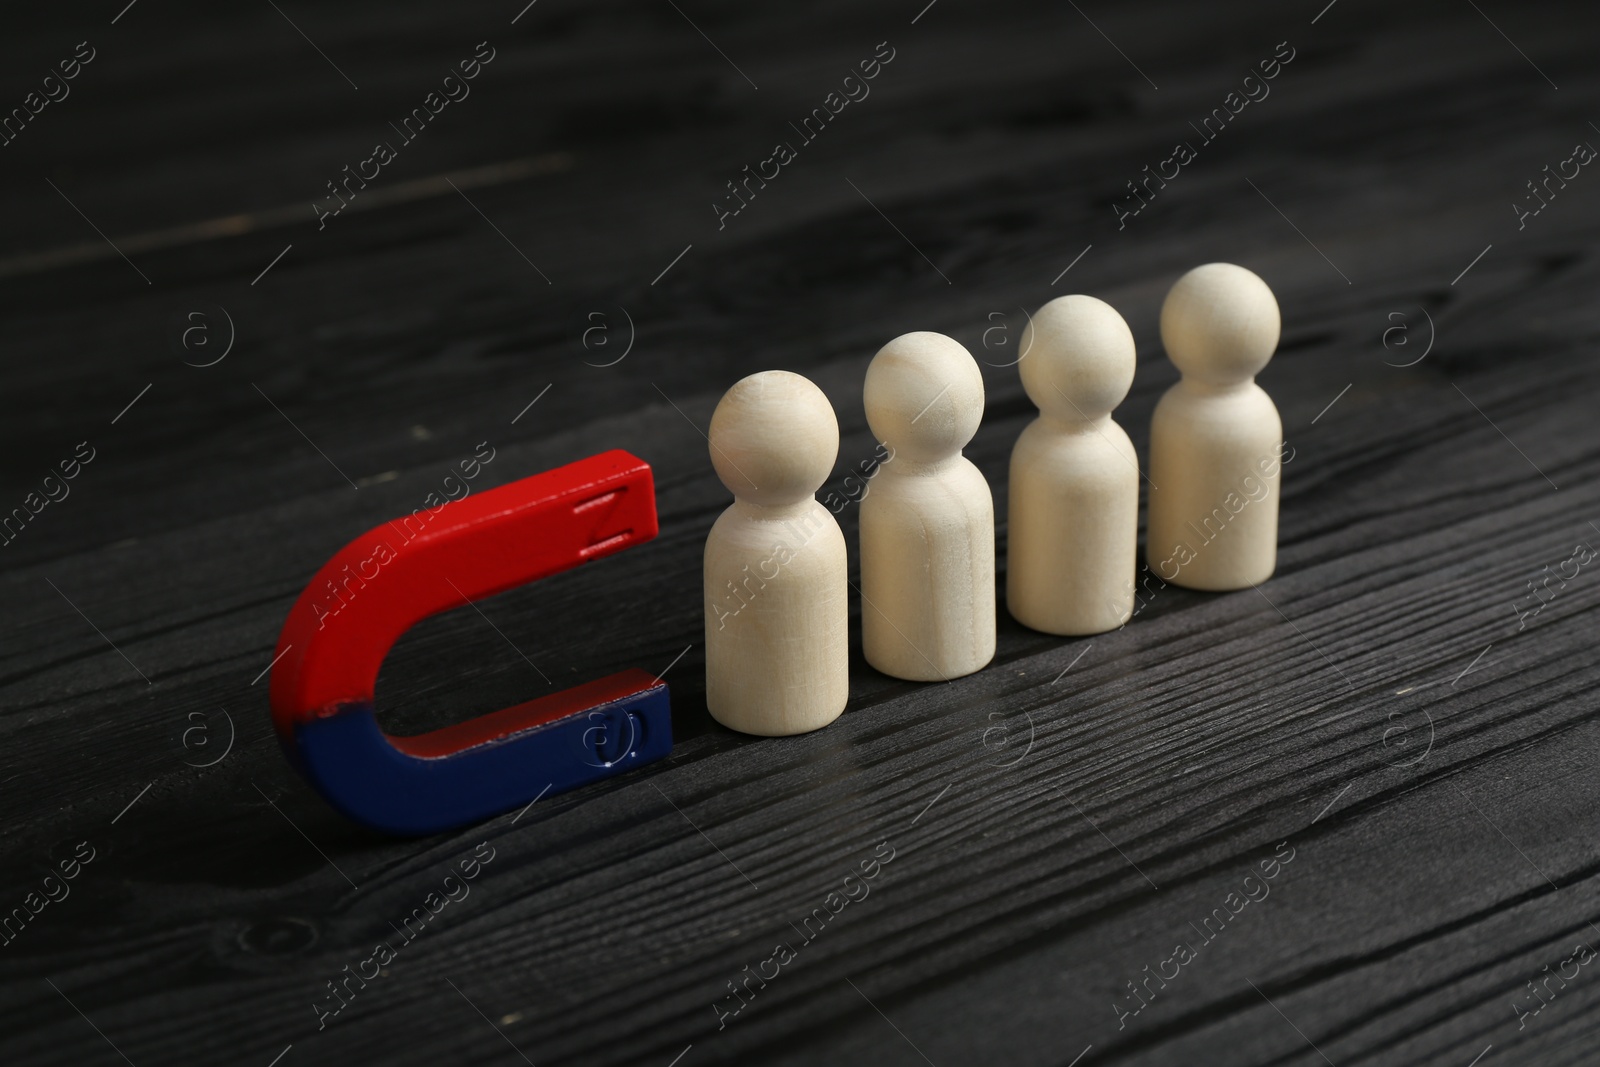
1018;294;1136;423
708;370;839;507
1160;262;1281;386
863;331;984;465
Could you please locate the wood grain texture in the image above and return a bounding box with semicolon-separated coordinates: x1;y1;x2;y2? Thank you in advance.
1;0;1598;1065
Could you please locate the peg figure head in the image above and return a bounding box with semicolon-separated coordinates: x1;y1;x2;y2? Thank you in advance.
1160;262;1280;386
1018;294;1136;424
864;332;984;465
708;370;839;507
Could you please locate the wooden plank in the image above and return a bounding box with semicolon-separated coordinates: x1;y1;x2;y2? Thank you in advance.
1;1;1598;1064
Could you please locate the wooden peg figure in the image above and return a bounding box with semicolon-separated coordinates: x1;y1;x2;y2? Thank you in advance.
704;370;848;735
1007;295;1140;635
859;332;995;681
1146;263;1283;590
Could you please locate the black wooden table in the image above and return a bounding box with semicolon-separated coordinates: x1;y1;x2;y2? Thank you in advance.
2;1;1598;1064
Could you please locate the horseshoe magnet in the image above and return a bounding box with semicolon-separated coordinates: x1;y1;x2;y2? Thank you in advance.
268;450;672;835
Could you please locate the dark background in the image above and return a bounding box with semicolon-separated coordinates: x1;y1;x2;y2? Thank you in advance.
1;0;1598;1064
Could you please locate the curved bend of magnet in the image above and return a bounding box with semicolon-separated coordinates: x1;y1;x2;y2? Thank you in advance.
268;450;672;836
